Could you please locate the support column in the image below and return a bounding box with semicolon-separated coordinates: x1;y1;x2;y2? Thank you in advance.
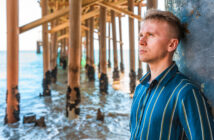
147;0;157;9
98;31;101;74
99;6;108;93
37;41;41;54
146;0;157;72
80;35;83;68
85;20;90;73
128;0;136;94
118;16;124;73
5;0;20;124
108;22;111;68
41;0;51;96
111;3;119;81
60;29;67;70
137;3;143;79
66;0;82;119
60;35;64;66
88;6;95;81
50;20;58;83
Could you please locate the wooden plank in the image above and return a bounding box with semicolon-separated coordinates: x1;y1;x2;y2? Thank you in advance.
97;1;142;21
49;9;99;33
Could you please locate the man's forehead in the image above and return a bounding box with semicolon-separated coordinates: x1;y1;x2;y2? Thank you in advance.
140;19;170;31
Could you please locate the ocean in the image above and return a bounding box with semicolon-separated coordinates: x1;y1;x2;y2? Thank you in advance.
0;50;146;139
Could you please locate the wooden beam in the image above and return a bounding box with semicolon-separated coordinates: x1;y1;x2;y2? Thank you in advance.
100;6;107;74
97;1;142;21
49;22;68;33
118;16;124;73
50;20;58;81
99;6;108;93
85;19;90;66
81;25;89;31
147;0;157;9
6;0;20;124
111;1;120;81
49;24;88;34
108;22;111;68
66;0;82;120
49;9;99;34
57;34;68;41
19;1;100;34
88;6;95;80
82;0;102;7
128;0;136;94
82;9;100;21
134;2;147;7
20;7;69;34
114;0;128;5
137;2;143;79
57;28;97;41
42;0;51;96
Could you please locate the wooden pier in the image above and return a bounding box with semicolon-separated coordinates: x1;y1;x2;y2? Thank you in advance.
5;0;148;123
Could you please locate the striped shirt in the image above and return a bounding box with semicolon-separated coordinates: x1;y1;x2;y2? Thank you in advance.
130;62;214;140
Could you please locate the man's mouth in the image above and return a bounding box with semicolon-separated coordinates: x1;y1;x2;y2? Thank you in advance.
139;50;147;54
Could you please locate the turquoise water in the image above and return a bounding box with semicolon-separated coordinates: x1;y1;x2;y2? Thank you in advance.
0;51;138;139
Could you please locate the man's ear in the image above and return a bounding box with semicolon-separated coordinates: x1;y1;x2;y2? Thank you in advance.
168;39;179;52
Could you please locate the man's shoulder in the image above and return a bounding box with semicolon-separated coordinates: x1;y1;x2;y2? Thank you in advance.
173;72;202;99
172;72;201;92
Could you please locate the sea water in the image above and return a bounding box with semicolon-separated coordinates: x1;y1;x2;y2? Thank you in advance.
0;50;145;139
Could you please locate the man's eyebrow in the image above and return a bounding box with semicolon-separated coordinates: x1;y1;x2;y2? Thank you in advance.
148;30;159;35
138;31;157;36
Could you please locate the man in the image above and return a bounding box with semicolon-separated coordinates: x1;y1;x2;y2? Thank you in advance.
130;9;214;140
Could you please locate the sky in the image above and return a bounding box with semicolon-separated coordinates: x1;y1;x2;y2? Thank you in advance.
0;0;164;51
0;0;42;51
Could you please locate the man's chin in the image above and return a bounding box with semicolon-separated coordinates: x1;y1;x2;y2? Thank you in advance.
140;58;149;63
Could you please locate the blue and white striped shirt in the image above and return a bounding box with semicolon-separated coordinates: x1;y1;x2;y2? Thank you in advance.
130;62;214;140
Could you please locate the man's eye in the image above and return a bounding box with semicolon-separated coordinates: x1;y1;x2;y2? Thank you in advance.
148;33;153;36
139;34;143;38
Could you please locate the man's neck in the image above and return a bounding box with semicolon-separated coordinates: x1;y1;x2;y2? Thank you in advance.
148;60;173;83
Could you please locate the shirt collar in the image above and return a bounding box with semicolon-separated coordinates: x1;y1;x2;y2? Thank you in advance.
140;62;179;87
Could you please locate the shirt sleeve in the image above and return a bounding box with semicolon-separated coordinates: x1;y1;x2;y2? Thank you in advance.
178;87;214;140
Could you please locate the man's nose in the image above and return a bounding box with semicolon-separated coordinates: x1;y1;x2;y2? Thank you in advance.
139;36;147;46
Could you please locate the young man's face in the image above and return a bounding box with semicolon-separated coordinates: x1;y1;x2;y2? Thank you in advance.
138;19;173;64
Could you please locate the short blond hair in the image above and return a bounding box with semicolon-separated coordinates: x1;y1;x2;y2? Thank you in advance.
144;9;187;41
